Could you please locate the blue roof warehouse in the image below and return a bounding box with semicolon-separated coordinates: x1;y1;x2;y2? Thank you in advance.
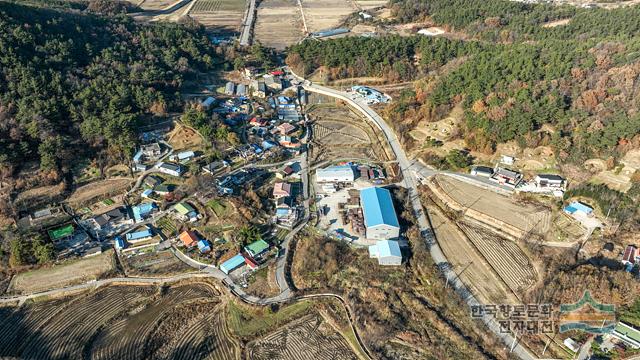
360;187;400;240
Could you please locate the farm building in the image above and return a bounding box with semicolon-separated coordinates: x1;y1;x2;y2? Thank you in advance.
144;175;162;188
273;182;292;199
564;202;593;217
180;231;199;247
154;184;173;195
310;28;349;38
141;143;161;158
225;82;236;95
622;245;638;265
201;96;216;109
133;163;148;172
141;189;153;198
157;162;184;177
613;322;640;349
125;229;153;243
133;149;143;164
490;168;523;187
244;239;270;259
236;84;247;96
48;224;74;242
250;80;267;98
277;123;296;135
197;239;211;253
368;240;402;266
360;187;400;240
175;151;195;162
92;207;130;230
563;338;580;353
202;161;229;174
220;254;246;274
114;236;126;250
175;202;198;221
534;174;566;189
470;166;493;177
132;202;158;223
316;165;355;183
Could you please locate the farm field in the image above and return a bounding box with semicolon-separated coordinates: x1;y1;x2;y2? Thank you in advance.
302;0;357;34
427;205;516;305
308;102;392;164
254;0;304;50
67;178;132;209
458;221;538;294
248;314;358;360
167;123;205;152
137;0;179;10
189;0;247;33
0;281;238;360
122;250;194;276
354;0;387;11
431;175;552;237
8;251;116;295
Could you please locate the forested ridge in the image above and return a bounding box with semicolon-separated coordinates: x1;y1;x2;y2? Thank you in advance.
0;1;215;180
287;0;640;163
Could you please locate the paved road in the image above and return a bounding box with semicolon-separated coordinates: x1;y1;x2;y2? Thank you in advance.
239;0;256;46
292;73;537;360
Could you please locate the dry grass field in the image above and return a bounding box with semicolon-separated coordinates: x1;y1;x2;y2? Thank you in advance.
122;250;194;277
354;0;387;11
7;251;116;295
189;0;247;33
302;0;357;34
137;0;179;10
0;281;237;360
248;314;358;360
254;0;304;50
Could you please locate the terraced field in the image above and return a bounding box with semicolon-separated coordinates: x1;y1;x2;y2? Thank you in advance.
458;222;538;293
0;281;238;360
248;314;357;360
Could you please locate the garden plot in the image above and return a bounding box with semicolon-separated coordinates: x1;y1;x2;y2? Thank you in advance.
0;281;238;360
301;0;357;34
248;314;358;360
458;221;538;293
254;0;304;50
122;250;193;276
189;0;247;33
427;205;517;305
67;178;132;209
137;0;179;10
354;0;388;11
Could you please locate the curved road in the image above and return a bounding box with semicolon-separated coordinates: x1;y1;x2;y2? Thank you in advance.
290;71;537;360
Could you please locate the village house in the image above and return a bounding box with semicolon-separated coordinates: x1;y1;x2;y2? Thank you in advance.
157;162;184;177
490;167;523;187
277;123;296;135
534;174;566;190
273;182;292;199
180;230;199;247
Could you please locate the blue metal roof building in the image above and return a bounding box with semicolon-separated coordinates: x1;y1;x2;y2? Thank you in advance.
114;236;126;250
126;229;153;241
368;240;402;266
564;202;593;215
220;254;246;274
197;239;211;253
132;203;157;222
361;187;399;227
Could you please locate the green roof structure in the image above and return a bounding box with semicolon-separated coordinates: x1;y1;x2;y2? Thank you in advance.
175;202;196;216
244;239;269;258
615;322;640;347
48;224;74;240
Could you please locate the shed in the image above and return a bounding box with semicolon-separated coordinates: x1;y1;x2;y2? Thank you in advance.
368;240;402;265
197;239;211;253
220;254;246;274
114;236;126;250
126;229;153;242
563;338;580;353
316;165;355;183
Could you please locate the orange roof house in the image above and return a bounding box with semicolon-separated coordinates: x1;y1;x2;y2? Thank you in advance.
180;231;198;247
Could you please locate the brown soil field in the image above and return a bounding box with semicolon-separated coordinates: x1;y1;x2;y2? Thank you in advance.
138;0;179;10
189;0;246;33
354;0;387;11
308;102;393;164
248;313;358;360
14;182;66;210
0;281;238;360
7;251;116;295
168;123;205;151
122;250;194;277
254;0;304;50
431;175;552;236
302;0;357;33
67;178;132;208
427;205;517;305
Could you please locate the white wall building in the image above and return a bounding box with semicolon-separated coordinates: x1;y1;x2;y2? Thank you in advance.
361;187;400;240
369;240;402;266
316;165;355;183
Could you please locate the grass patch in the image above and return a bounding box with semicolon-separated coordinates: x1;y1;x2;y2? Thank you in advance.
207;199;230;218
102;198;115;206
227;299;314;338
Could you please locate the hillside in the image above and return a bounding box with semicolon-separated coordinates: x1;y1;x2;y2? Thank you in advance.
0;0;215;185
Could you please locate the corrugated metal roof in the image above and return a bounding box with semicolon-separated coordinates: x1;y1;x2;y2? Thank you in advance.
245;240;269;256
126;229;152;240
316;165;355;181
360;187;399;228
376;240;401;258
220;254;245;273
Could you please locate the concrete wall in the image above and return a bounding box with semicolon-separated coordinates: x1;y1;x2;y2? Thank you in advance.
379;255;402;266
